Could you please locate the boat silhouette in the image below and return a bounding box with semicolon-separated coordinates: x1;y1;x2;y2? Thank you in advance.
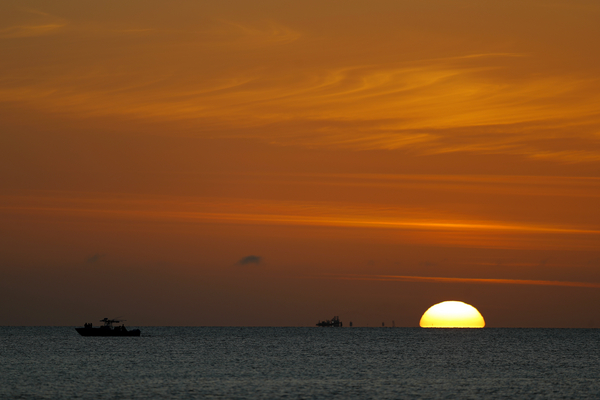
316;316;343;327
75;318;141;337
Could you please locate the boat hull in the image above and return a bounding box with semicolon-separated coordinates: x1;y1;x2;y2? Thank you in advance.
76;327;141;337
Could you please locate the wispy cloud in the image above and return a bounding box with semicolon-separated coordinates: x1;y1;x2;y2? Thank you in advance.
0;8;66;39
0;23;65;38
2;15;599;164
2;188;600;252
211;19;301;46
325;274;600;289
2;180;600;233
5;202;600;236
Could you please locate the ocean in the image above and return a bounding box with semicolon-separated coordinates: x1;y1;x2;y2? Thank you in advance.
1;327;599;399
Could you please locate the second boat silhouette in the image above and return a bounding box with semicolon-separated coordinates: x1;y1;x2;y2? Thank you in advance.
316;316;343;327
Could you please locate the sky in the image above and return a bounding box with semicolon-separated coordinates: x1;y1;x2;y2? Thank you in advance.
1;0;600;327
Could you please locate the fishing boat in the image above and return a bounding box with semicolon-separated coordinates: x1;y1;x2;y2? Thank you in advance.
75;318;141;337
316;316;343;327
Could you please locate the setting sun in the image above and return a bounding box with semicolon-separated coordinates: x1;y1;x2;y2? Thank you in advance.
420;301;485;328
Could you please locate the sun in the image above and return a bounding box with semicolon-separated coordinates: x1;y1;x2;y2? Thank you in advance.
420;301;485;328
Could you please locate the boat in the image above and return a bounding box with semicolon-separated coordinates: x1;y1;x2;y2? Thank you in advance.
316;316;343;327
75;318;141;337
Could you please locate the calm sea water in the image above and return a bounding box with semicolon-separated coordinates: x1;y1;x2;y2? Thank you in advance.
1;327;599;399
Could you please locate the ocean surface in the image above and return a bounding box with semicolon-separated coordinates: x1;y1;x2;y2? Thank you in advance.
1;327;599;399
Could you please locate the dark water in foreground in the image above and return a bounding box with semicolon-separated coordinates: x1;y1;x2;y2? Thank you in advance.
1;327;599;399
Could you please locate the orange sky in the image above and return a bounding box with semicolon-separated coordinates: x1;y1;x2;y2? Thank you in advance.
1;0;600;327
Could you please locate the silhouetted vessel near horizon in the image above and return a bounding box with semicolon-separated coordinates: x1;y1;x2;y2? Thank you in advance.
76;318;141;337
316;316;343;327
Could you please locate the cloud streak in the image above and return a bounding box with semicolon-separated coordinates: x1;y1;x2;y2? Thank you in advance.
2;185;600;243
325;274;600;289
4;203;600;236
0;23;65;38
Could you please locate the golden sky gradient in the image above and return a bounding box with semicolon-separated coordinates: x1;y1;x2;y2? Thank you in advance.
1;0;600;327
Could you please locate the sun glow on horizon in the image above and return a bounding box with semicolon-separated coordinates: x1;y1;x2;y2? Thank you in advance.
420;301;485;328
